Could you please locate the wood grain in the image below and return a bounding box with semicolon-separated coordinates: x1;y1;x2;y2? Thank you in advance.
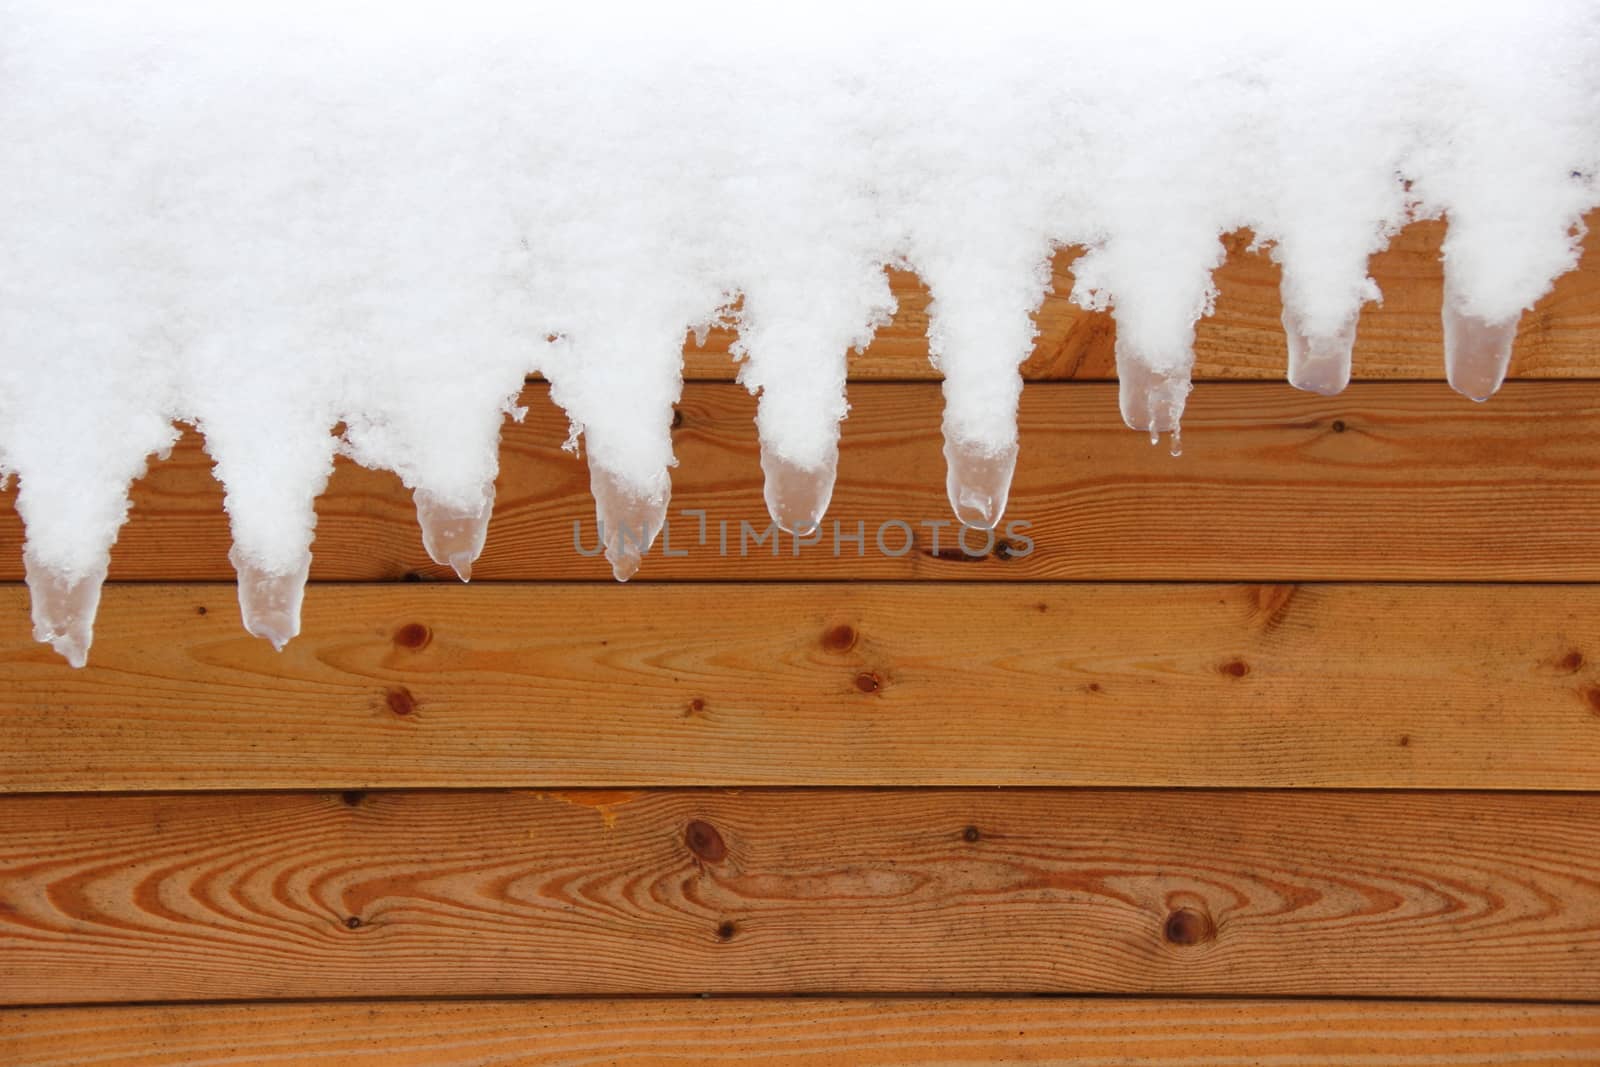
675;216;1600;380
5;212;1598;1043
3;381;1598;582
2;789;1598;1003
7;998;1600;1065
4;582;1600;792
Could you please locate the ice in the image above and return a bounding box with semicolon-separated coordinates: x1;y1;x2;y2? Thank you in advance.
24;555;107;669
1073;224;1225;461
414;484;494;582
886;49;1058;533
942;435;1019;531
923;301;1035;531
1259;31;1407;401
0;0;1597;658
736;288;889;536
542;319;696;583
1283;307;1358;396
761;445;836;537
735;298;881;538
588;463;670;582
6;416;175;666
722;76;897;539
1442;275;1520;403
917;257;1040;531
1115;342;1193;443
230;546;310;652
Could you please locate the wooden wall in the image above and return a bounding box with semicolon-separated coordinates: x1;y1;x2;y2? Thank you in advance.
3;217;1600;1063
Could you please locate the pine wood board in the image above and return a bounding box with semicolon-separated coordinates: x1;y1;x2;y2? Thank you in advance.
3;582;1599;792
6;998;1600;1065
2;381;1598;583
2;789;1598;1003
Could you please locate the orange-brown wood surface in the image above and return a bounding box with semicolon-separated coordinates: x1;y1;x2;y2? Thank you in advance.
7;998;1600;1066
677;216;1600;381
3;381;1598;583
6;212;1600;1057
3;582;1598;793
3;789;1598;1004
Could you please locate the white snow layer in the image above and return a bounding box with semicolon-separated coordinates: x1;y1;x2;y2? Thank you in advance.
1;0;1597;664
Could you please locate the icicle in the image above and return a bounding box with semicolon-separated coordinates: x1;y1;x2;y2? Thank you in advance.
414;483;494;582
735;274;888;540
761;441;836;537
918;277;1036;534
1442;276;1518;402
1283;307;1357;396
1115;340;1192;449
24;554;106;668
588;462;669;582
11;434;169;668
942;432;1018;530
229;546;310;651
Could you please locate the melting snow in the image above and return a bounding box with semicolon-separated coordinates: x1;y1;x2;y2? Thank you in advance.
1;0;1596;663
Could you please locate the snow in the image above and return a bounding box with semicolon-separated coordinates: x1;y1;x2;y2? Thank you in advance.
0;0;1596;664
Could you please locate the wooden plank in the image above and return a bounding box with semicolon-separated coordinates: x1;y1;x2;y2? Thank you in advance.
3;381;1599;583
7;998;1600;1066
676;215;1600;380
2;789;1598;1002
4;582;1600;792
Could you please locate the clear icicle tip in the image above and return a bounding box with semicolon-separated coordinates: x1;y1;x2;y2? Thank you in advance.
1443;288;1518;403
760;441;837;537
1283;307;1356;397
1116;352;1192;452
230;546;310;652
942;434;1018;531
24;556;106;668
589;464;669;582
414;483;495;582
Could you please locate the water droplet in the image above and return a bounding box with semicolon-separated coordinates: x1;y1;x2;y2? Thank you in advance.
414;483;494;582
230;546;310;651
24;555;106;668
942;432;1018;530
589;463;669;582
760;441;836;536
1442;279;1518;402
1283;307;1355;396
